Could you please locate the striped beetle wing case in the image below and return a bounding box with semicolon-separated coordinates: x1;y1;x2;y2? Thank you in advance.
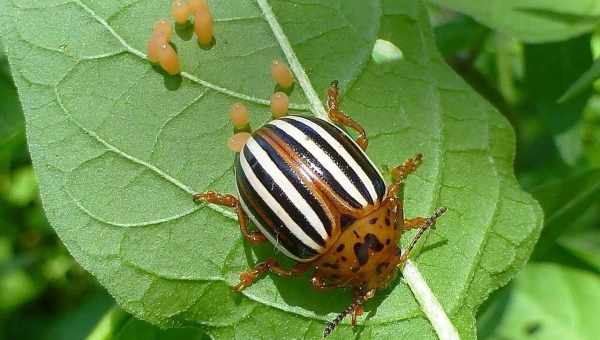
234;115;386;262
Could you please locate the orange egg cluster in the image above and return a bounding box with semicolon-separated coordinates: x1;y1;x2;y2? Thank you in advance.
171;0;190;24
229;103;250;128
227;132;251;153
148;1;215;74
227;103;251;152
194;8;214;46
270;92;289;118
272;59;294;88
169;0;214;45
147;19;180;75
225;58;294;151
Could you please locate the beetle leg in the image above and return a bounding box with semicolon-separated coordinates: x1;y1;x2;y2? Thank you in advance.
233;258;309;291
350;288;365;326
387;153;423;197
401;217;428;231
397;207;447;266
193;191;267;245
326;80;368;150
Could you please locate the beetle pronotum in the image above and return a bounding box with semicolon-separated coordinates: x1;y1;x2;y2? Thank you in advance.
193;81;446;337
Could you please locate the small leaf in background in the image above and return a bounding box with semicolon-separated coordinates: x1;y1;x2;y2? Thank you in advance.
531;170;600;258
559;59;600;103
524;34;593;136
1;0;542;338
431;0;600;43
480;263;600;340
582;95;600;167
6;166;37;206
559;229;600;272
515;34;593;184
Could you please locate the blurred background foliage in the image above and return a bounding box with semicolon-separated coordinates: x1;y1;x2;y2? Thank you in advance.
1;3;600;340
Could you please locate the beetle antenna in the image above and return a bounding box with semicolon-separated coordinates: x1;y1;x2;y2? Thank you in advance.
323;289;374;338
323;300;359;337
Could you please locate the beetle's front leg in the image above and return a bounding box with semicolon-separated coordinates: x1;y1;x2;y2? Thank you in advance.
326;80;368;150
398;207;447;266
233;258;309;291
193;191;266;244
387;153;423;198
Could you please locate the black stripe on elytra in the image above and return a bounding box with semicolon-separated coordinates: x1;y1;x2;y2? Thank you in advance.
302;115;386;201
265;123;362;209
235;155;318;259
253;132;333;236
282;117;374;205
243;146;326;247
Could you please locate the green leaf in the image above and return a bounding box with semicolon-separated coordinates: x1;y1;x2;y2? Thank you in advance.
430;0;600;43
87;306;209;340
0;42;24;146
2;0;542;338
531;169;600;258
559;228;600;272
480;263;600;340
523;34;593;135
560;58;600;103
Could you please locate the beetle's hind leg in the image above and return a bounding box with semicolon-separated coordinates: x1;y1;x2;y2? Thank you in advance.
326;80;369;150
233;258;309;291
193;191;266;244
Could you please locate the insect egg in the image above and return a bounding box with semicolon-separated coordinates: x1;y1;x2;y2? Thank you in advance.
194;9;214;45
229;103;249;128
153;19;173;40
147;32;166;63
227;132;251;153
270;92;289;117
271;59;294;88
158;42;180;75
188;0;209;13
171;0;191;24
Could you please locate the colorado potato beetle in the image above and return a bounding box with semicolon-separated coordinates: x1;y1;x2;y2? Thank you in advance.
193;81;446;337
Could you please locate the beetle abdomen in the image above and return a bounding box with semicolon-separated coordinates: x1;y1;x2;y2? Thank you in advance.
235;115;386;262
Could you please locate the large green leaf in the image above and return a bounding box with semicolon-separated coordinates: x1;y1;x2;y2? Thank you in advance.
2;0;542;338
430;0;600;43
